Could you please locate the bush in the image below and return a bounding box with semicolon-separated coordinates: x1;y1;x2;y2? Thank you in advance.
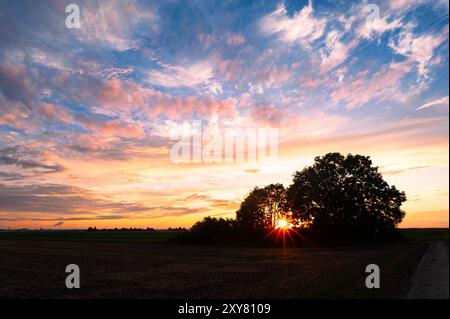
170;217;272;245
170;217;236;245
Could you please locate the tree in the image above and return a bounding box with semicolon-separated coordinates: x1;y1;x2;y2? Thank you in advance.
236;183;289;231
286;153;406;242
185;217;236;244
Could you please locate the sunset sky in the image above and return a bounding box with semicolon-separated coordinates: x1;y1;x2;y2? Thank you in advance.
0;0;448;229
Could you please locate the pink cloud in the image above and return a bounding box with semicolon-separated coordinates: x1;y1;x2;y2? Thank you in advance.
357;16;401;40
78;76;238;122
0;64;36;107
76;115;145;139
260;1;327;46
146;95;238;122
389;26;449;78
38;103;73;124
215;57;245;82
77;0;156;51
97;79;156;111
225;33;246;46
320;33;359;72
254;65;290;87
146;61;215;89
251;104;284;125
330;60;414;109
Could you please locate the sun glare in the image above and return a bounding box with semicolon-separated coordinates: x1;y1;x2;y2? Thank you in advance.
275;218;291;230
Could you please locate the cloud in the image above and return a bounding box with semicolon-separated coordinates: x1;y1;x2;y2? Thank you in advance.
0;171;25;181
181;193;240;211
357;15;401;39
0;182;166;220
330;60;414;109
0;182;211;220
33;215;125;222
43;73;238;136
100;66;135;79
280;116;448;159
0;183;100;214
417;96;449;110
389;26;449;78
0;108;28;128
2;215;127;222
0;64;35;108
320;32;358;72
0;155;62;171
77;0;156;51
388;0;423;10
252;64;290;89
280;109;350;141
147;61;215;88
75;113;145;139
225;33;246;46
248;103;285;125
260;1;327;46
381;165;431;176
38;103;73;124
0;147;64;173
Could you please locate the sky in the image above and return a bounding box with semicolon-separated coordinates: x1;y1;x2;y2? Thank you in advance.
0;0;448;229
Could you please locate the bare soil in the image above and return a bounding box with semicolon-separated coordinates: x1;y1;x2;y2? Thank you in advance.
0;239;426;298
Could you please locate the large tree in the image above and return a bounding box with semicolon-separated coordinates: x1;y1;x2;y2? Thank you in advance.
236;183;288;230
286;153;406;241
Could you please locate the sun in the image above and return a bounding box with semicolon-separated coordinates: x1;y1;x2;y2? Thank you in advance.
275;218;292;230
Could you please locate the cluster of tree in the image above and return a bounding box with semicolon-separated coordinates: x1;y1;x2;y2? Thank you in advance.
175;153;406;245
168;227;187;231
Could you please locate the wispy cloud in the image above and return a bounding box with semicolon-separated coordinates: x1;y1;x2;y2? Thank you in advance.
389;26;449;79
147;60;223;95
417;96;449;110
260;1;327;46
76;0;156;51
0;147;64;173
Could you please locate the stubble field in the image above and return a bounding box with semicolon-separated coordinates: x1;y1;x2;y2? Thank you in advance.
0;229;446;298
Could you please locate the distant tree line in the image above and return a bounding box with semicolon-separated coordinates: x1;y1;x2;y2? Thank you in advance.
86;227;187;232
87;227;156;232
172;153;406;245
168;227;187;231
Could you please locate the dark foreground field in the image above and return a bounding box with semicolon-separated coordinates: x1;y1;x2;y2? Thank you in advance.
0;229;447;298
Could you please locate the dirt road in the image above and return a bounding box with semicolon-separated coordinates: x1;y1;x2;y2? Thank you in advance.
406;241;449;299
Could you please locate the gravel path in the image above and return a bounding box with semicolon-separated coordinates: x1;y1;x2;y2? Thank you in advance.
406;241;449;299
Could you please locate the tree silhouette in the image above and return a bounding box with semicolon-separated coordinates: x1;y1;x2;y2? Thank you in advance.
236;183;288;230
186;216;236;244
179;153;407;245
286;153;406;242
